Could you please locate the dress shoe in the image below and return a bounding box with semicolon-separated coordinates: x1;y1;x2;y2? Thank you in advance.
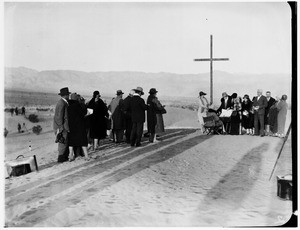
260;134;265;137
136;143;142;147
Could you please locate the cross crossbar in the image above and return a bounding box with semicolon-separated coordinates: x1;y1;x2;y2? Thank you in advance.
194;58;229;61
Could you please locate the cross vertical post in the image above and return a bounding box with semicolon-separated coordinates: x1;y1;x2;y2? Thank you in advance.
194;35;229;104
210;35;213;104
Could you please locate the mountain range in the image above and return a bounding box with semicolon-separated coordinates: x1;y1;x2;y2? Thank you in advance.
5;67;291;102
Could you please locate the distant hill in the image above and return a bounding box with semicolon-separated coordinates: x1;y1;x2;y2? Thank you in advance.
5;67;291;102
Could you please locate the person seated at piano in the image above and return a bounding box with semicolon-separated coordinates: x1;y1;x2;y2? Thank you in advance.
216;92;233;115
217;92;232;134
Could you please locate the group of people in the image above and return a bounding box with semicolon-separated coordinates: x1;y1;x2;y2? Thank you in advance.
10;106;26;116
198;89;289;138
53;86;166;163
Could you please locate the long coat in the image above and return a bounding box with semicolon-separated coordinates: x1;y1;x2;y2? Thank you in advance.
241;100;254;129
276;100;288;134
53;98;69;132
109;96;125;130
87;98;109;139
265;97;276;124
147;95;164;133
130;95;148;123
68;99;88;146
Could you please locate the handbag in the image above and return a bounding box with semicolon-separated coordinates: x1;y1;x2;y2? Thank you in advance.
55;131;65;144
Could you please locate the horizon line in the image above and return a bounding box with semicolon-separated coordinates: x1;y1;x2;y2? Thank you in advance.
4;66;291;76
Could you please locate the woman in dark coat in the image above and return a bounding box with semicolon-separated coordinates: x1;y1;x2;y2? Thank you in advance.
68;93;90;161
87;91;109;150
241;94;254;135
229;93;242;135
147;88;165;142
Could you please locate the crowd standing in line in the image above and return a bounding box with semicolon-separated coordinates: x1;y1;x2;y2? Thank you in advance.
53;86;288;163
198;89;289;138
53;86;166;163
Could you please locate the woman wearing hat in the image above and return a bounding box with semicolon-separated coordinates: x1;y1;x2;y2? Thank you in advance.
229;93;242;135
87;91;109;150
147;88;165;143
241;94;254;135
68;93;90;161
274;95;288;138
198;91;209;133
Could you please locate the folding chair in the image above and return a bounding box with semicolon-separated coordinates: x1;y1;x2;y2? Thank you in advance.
203;116;222;135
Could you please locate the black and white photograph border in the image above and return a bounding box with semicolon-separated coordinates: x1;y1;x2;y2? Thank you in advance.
1;0;297;228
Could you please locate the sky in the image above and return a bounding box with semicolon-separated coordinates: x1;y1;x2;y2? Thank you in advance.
4;2;292;75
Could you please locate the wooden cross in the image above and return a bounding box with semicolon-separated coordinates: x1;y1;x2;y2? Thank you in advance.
194;35;229;104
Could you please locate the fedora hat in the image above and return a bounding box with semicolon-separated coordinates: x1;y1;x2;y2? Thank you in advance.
116;90;124;95
199;91;206;96
58;87;71;96
149;88;158;94
134;86;144;95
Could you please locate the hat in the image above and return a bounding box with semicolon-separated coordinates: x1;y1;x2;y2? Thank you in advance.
243;94;249;100
58;87;71;96
222;92;228;97
149;88;158;94
70;93;78;100
199;91;206;96
116;90;124;95
281;95;288;101
134;86;144;95
93;91;100;98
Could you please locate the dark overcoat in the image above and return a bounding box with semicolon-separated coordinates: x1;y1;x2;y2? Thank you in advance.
68;99;88;146
87;98;109;139
130;95;147;123
110;98;125;130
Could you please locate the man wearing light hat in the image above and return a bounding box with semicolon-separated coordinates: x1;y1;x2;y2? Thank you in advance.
108;90;125;143
53;87;71;163
129;87;148;147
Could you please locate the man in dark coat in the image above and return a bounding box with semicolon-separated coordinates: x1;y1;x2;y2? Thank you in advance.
123;90;135;144
53;87;70;162
252;89;268;137
264;91;276;135
129;87;148;147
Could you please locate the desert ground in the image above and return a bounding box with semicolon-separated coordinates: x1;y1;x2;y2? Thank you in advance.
4;91;293;227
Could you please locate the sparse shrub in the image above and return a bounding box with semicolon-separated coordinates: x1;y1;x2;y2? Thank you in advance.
32;125;42;135
28;114;39;123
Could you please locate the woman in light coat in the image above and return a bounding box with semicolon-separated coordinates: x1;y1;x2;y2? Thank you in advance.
275;95;288;138
197;91;209;133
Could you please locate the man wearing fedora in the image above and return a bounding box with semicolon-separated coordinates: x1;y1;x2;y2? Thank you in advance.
108;90;125;143
129;87;148;147
53;87;71;162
